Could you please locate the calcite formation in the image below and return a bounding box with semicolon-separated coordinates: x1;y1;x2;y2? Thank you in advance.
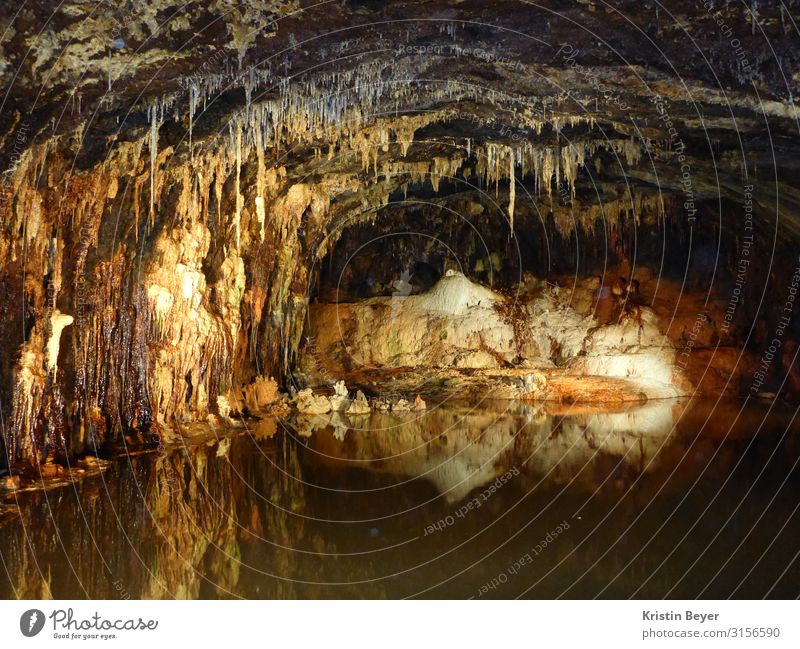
304;270;761;403
346;390;371;416
0;0;797;473
295;388;332;415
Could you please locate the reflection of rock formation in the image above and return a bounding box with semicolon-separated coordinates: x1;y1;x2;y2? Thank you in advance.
515;400;684;488
298;407;518;504
294;399;685;502
292;396;800;517
141;450;241;598
0;438;314;599
1;396;798;599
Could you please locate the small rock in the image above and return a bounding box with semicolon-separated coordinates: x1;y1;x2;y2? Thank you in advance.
412;395;427;411
347;390;371;415
1;475;21;491
520;371;547;399
328;380;351;412
295;388;332;414
392;398;412;412
39;462;65;479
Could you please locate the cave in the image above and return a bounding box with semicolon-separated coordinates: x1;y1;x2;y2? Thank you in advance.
1;0;800;601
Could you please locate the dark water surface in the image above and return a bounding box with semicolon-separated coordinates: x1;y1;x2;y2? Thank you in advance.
1;398;799;599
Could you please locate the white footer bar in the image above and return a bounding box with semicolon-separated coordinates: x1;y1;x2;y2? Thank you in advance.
2;600;795;648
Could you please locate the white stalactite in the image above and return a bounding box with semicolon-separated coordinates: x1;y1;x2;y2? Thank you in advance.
508;147;516;233
234;121;242;251
149;104;158;225
47;311;74;373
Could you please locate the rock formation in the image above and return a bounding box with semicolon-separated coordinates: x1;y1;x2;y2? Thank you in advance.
0;0;797;474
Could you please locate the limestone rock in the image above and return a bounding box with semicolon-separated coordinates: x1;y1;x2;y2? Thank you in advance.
328;380;351;412
241;376;279;412
520;372;548;399
216;438;231;458
1;475;21;491
296;388;332;415
308;272;517;371
347;390;371;415
46;310;74;373
216;394;244;421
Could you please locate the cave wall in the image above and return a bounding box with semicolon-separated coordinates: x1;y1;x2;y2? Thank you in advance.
0;134;321;466
1;0;800;469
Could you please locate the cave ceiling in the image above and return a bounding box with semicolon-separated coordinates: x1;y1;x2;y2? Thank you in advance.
1;0;798;238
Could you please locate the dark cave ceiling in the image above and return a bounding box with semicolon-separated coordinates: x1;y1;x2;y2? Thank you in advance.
0;0;798;226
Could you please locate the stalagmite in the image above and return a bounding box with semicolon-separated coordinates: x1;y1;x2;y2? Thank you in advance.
347;391;371;415
328;380;351;412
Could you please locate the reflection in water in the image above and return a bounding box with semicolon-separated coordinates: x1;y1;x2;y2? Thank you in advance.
1;398;799;599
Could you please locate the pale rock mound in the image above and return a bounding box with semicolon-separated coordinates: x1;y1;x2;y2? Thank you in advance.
296;388;332;414
392;398;412;412
307;271;516;370
416;269;498;314
305;273;693;400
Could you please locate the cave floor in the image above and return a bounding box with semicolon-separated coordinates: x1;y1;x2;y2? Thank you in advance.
299;366;657;408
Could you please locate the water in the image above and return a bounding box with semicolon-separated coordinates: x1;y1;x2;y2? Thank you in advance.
1;398;799;599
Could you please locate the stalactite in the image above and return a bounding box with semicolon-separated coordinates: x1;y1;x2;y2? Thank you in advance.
234;121;243;251
148;104;158;226
472;138;642;202
0;53;661;472
189;82;198;161
508;147;515;232
254;126;267;242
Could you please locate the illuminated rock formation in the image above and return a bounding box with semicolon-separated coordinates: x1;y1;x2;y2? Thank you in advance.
0;0;797;474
